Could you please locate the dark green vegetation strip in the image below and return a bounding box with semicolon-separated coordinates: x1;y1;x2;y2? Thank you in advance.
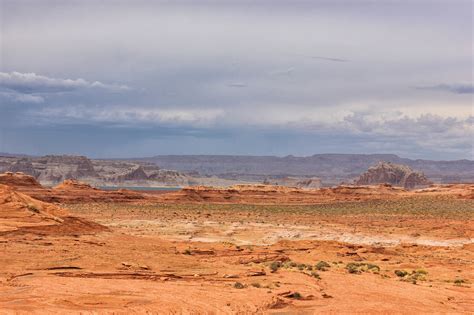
66;196;473;219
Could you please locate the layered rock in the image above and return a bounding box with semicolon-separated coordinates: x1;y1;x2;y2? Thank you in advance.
157;183;405;204
35;155;98;184
7;160;39;178
0;184;66;232
263;177;322;189
0;172;43;188
355;162;431;189
53;179;97;190
0;155;191;187
115;166;149;181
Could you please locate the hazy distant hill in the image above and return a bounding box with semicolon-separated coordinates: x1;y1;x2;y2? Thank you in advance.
138;154;474;185
1;153;472;187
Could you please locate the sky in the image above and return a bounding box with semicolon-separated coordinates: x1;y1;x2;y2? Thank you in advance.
0;0;472;160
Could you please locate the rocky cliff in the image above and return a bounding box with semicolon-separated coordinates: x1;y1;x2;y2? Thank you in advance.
355;162;432;189
0;155;193;187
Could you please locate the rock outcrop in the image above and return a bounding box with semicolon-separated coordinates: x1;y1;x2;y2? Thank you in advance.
53;179;97;190
263;177;322;189
157;184;405;204
115;166;149;181
0;172;43;188
0;183;107;235
0;184;66;232
355;162;432;189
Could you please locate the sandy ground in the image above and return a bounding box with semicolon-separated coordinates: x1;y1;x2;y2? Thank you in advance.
0;181;473;313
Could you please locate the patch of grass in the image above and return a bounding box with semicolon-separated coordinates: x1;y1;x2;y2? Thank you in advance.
182;248;192;255
251;282;261;288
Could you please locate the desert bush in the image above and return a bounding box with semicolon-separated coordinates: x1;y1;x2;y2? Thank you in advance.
315;261;331;271
346;262;380;274
233;282;245;289
394;270;408;277
454;279;466;286
269;261;281;272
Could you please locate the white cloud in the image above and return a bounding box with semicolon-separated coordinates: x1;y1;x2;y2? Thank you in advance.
0;72;130;93
33;106;224;126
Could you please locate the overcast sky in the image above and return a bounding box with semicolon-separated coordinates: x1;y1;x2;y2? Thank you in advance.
0;0;472;159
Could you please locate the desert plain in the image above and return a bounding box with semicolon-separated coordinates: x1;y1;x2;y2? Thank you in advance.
0;173;473;314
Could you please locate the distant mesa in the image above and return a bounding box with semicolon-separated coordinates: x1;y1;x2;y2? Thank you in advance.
355;161;432;189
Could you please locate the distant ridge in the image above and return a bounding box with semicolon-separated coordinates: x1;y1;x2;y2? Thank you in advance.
137;154;474;185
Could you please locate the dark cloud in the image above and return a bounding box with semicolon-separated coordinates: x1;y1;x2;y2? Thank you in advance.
0;1;472;159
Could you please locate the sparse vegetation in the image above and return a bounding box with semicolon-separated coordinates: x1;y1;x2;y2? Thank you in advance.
269;261;281;273
394;269;428;284
395;270;408;277
310;271;321;279
315;261;331;271
26;204;40;213
346;263;380;274
66;196;474;221
233;282;245;289
454;279;466;286
286;292;302;299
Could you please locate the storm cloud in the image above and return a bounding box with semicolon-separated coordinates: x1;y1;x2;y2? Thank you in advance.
0;0;472;159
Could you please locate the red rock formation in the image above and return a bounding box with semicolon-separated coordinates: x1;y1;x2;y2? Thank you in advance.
0;172;43;188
